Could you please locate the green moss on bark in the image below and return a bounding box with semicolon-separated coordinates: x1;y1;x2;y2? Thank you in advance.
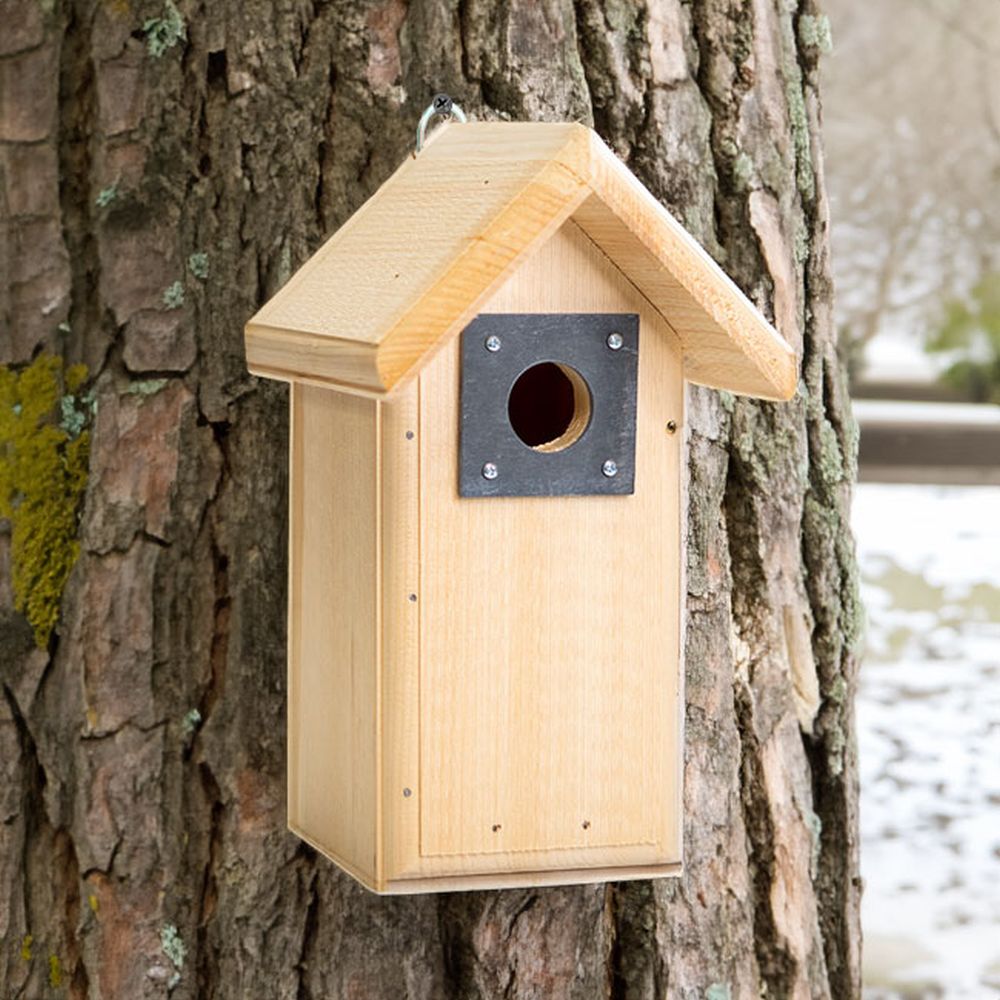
0;354;92;646
797;14;833;54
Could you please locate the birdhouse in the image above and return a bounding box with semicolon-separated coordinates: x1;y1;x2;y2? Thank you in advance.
245;121;796;894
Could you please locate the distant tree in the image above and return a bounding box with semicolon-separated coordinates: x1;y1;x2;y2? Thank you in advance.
822;0;1000;374
925;274;1000;402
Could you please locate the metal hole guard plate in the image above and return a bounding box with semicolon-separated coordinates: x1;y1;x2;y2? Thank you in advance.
459;313;639;497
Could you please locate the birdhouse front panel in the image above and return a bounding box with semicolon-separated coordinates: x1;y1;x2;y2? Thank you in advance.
247;121;798;894
410;223;683;885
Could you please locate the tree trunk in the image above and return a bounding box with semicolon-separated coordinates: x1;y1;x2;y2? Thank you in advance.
0;1;861;997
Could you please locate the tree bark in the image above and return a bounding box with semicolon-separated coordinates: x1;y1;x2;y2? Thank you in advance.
0;1;861;997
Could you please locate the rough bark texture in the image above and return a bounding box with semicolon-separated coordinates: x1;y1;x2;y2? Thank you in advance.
0;1;861;997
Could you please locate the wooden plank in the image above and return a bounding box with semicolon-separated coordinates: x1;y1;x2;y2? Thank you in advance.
246;329;379;393
246;122;796;401
287;383;303;838
572;134;798;399
247;123;591;394
383;861;683;896
287;385;380;883
409;221;683;880
380;380;423;882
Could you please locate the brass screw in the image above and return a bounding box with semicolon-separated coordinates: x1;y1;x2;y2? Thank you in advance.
666;420;678;434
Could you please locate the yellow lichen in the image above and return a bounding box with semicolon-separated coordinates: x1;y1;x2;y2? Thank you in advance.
88;893;99;914
49;953;62;988
0;354;92;646
21;933;32;962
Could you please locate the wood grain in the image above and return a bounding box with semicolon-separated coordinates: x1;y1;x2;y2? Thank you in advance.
380;379;422;882
409;221;683;883
287;384;380;883
247;124;590;395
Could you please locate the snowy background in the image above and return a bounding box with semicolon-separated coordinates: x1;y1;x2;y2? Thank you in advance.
854;484;1000;998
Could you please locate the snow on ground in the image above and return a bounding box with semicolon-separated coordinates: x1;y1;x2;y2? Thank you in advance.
853;484;1000;999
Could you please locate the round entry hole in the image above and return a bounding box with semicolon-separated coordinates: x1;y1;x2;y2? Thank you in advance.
507;362;591;452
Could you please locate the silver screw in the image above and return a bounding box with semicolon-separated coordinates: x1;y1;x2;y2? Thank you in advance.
482;462;499;480
602;459;618;478
606;332;624;351
403;787;412;798
485;335;502;353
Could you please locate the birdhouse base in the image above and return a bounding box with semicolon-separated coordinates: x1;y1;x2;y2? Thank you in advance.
380;862;684;896
293;822;683;894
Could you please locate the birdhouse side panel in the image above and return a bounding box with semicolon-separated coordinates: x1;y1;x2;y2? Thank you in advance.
287;383;381;887
401;222;683;882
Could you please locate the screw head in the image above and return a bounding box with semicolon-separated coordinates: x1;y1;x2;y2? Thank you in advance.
666;420;678;435
606;332;624;351
482;462;499;480
403;787;412;798
484;334;502;353
602;459;618;478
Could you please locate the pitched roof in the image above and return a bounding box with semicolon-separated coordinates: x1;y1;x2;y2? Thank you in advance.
245;122;798;400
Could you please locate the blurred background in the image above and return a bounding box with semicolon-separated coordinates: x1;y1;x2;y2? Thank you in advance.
822;0;1000;996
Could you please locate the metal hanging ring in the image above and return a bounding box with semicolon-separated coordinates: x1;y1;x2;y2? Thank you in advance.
416;93;467;153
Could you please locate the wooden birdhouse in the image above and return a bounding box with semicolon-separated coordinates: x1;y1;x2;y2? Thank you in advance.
245;121;796;894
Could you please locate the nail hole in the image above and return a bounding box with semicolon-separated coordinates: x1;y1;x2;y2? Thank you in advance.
582;820;591;830
408;593;417;603
491;823;502;832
